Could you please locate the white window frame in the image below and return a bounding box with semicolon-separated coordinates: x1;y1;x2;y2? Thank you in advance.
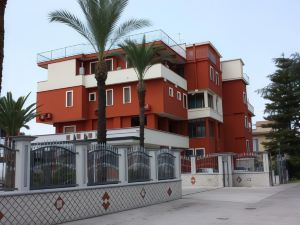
66;90;73;107
105;58;114;71
169;87;174;97
177;91;182;101
89;92;96;102
243;91;247;104
246;139;250;152
106;89;114;106
215;72;219;85
90;58;114;74
245;116;248;128
210;66;214;81
195;148;205;157
63;125;76;134
183;93;188;109
123;86;131;104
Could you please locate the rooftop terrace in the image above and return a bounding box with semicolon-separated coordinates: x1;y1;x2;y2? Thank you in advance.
37;30;186;63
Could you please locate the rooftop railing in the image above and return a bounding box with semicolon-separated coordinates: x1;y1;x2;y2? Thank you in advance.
37;29;186;63
243;73;250;84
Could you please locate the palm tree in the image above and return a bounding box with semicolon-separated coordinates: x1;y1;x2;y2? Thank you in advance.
49;0;150;144
0;92;37;145
119;36;157;147
0;0;8;95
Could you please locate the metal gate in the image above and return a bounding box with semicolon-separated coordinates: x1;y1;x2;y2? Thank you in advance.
0;144;17;191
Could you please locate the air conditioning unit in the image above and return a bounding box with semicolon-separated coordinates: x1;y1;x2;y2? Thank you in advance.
46;113;52;119
144;104;151;111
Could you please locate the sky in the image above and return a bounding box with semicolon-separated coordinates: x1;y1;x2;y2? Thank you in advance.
3;0;300;135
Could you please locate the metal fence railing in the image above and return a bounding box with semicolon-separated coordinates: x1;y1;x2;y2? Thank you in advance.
87;143;120;186
233;152;264;172
127;146;151;183
196;155;219;173
37;30;186;63
0;144;17;191
30;142;76;190
181;156;191;173
158;149;175;180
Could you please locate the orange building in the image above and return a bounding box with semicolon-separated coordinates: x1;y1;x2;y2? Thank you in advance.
36;30;254;155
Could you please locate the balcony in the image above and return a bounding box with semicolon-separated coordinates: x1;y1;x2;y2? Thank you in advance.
221;59;250;85
37;30;186;63
188;107;223;123
33;127;189;149
37;63;187;92
247;101;255;115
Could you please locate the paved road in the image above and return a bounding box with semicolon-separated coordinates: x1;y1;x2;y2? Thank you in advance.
63;183;300;225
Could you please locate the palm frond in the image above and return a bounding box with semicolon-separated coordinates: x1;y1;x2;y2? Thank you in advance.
49;9;96;51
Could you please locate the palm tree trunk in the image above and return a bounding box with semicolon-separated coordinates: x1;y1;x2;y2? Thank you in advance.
137;81;146;148
0;0;7;95
95;60;107;144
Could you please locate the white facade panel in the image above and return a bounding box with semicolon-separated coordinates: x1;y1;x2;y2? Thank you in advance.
188;108;223;122
37;63;187;92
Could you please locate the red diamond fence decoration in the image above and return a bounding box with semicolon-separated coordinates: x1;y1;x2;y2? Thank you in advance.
54;196;65;211
102;192;110;211
191;176;196;185
237;176;242;183
167;187;172;196
140;188;146;199
0;211;4;221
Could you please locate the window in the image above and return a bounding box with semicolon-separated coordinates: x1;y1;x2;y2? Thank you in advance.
106;89;113;106
245;116;248;128
210;66;214;81
246;139;250;152
126;60;133;69
183;94;188;109
169;87;174;97
188;92;205;109
185;149;194;157
90;58;114;74
215;72;219;85
208;93;214;109
123;86;131;104
243;91;247;104
66;90;73;107
253;139;259;152
195;148;205;157
209;121;215;137
89;92;96;102
215;97;219;112
177;91;181;101
63;126;76;134
131;116;147;127
188;119;206;138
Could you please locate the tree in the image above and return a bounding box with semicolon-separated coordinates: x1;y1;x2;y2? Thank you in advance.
0;92;37;145
119;36;157;147
49;0;150;144
258;54;300;155
258;54;300;177
0;0;7;95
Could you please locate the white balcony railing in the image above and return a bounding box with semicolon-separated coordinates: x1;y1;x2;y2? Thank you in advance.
37;30;186;63
247;101;255;115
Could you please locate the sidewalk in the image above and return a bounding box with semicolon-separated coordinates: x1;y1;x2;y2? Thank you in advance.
62;183;300;225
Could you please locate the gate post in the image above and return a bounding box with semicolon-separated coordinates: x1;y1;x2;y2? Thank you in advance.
75;141;89;187
227;154;233;187
191;156;196;174
263;152;270;173
118;147;128;184
12;136;36;192
149;150;158;182
173;150;181;179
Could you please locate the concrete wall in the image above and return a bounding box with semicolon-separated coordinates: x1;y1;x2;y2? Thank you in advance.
0;180;181;225
233;172;271;187
182;174;223;188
